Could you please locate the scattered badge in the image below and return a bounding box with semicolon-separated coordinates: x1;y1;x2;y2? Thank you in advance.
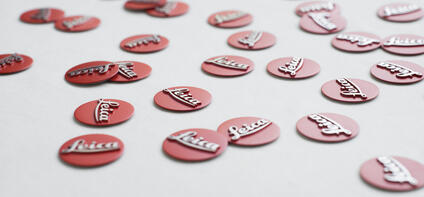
20;8;65;24
120;34;169;53
55;15;100;32
370;60;423;84
109;61;152;82
146;1;189;17
228;30;276;50
0;53;33;74
124;0;167;11
154;86;211;112
65;61;119;85
267;57;320;79
295;1;340;17
332;32;381;52
381;34;424;55
202;55;254;77
321;77;379;103
208;10;253;28
299;12;346;34
377;3;424;22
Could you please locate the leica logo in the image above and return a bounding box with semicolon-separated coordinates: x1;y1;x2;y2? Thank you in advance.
168;131;220;152
95;99;120;122
204;56;249;70
68;63;114;77
215;11;247;24
336;34;380;46
308;114;351;135
0;53;23;67
163;88;201;107
63;16;92;29
61;139;120;154
377;156;418;186
300;2;334;13
228;119;272;141
116;62;138;79
383;4;421;17
336;78;367;99
238;31;263;48
31;8;51;21
125;35;161;48
279;57;304;76
383;37;424;47
377;62;423;78
308;12;337;31
155;2;177;15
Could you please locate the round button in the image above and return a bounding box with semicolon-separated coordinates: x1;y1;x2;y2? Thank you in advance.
370;60;423;84
295;1;340;17
20;8;65;24
332;32;381;52
202;55;254;77
299;12;346;34
267;57;320;79
124;0;167;11
227;30;276;50
154;86;211;112
120;34;169;53
55;15;100;32
321;77;379;103
0;53;33;74
65;61;119;85
381;34;424;56
377;3;424;22
109;61;152;82
208;10;253;28
146;1;189;17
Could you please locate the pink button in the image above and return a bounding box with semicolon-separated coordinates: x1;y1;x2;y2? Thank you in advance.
299;12;346;34
120;34;169;53
370;60;423;84
227;31;276;50
381;34;424;56
296;113;359;142
55;15;100;32
109;61;152;82
321;77;379;103
163;128;228;161
332;32;381;52
65;61;119;85
0;53;33;74
154;86;212;112
266;57;320;79
20;8;65;24
377;3;424;22
360;156;424;191
217;117;280;146
202;55;254;77
124;0;167;11
146;1;189;17
208;10;253;28
295;1;340;17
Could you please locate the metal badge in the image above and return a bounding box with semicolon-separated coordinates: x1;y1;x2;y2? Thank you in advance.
31;8;51;21
0;53;23;67
383;37;424;47
125;35;161;48
336;77;367;99
61;139;120;154
167;131;220;152
308;12;337;31
300;1;334;14
377;156;418;186
308;114;352;135
228;119;272;141
63;16;92;30
377;62;423;78
163;88;201;107
68;63;113;77
116;62;137;79
95;99;120;122
278;57;304;76
215;11;247;24
238;31;263;48
383;4;421;17
204;56;249;70
154;2;177;15
336;34;380;46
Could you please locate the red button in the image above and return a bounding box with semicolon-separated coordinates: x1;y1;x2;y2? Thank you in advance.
370;60;424;84
228;30;276;50
321;77;379;103
59;134;124;167
377;3;424;22
65;61;119;85
124;0;167;11
154;86;211;112
217;117;280;146
163;128;228;161
296;113;359;142
120;34;169;53
0;53;33;74
295;1;340;17
55;15;100;32
332;32;381;52
381;34;424;56
74;98;134;126
299;12;346;34
146;1;189;17
202;55;254;77
360;156;424;191
109;61;152;82
20;8;64;24
208;10;253;28
267;57;320;79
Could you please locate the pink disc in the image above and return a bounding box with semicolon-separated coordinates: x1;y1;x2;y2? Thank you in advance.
217;117;280;146
124;0;167;11
227;30;276;50
146;1;189;17
332;32;381;52
65;61;119;85
360;156;424;191
370;60;424;84
0;53;33;74
299;12;346;34
207;10;253;28
296;113;359;142
109;61;152;82
266;57;320;79
321;77;379;103
295;1;340;17
20;8;65;24
202;55;254;77
154;86;212;112
74;99;134;126
377;3;424;22
55;15;100;32
120;34;169;53
163;128;228;161
381;34;424;56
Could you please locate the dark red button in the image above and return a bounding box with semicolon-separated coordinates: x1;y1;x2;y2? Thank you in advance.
20;8;65;24
228;30;276;50
299;12;346;34
381;34;424;56
208;10;253;28
109;61;152;82
321;77;379;103
163;128;228;161
332;32;381;52
267;57;320;79
371;60;423;84
74;98;134;126
295;1;340;17
55;15;100;32
120;34;169;53
377;3;424;22
59;134;124;167
124;0;167;11
146;1;189;17
154;86;211;112
0;53;33;74
202;55;254;77
65;61;119;85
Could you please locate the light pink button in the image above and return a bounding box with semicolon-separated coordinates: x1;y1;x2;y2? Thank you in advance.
299;12;346;34
332;32;381;52
377;3;424;22
227;31;276;50
109;61;152;82
202;55;254;77
295;1;340;17
321;78;379;103
370;60;424;84
267;57;320;79
208;10;253;28
381;34;424;56
154;86;211;112
146;1;189;17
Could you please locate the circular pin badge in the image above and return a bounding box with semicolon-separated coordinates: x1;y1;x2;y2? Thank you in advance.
0;53;33;74
124;0;167;11
321;77;379;103
163;128;227;161
370;60;424;84
74;98;134;126
146;1;189;17
377;3;424;22
381;34;424;56
59;134;124;167
217;117;280;146
332;32;381;52
109;61;152;82
20;8;65;24
120;34;169;53
208;10;253;28
299;12;346;34
360;156;424;191
65;61;119;85
202;55;254;77
227;31;276;50
266;57;320;79
296;113;359;142
154;86;211;112
55;15;100;32
295;1;340;17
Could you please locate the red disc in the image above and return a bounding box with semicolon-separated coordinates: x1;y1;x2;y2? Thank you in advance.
0;53;33;74
202;55;254;77
381;34;424;56
65;61;119;85
20;8;64;24
109;61;152;82
146;1;189;17
321;78;379;103
217;117;280;146
59;134;124;167
227;31;276;50
120;34;169;53
163;128;228;161
296;113;359;142
360;156;424;191
377;3;424;22
55;15;100;32
266;57;320;79
124;0;167;11
299;12;346;34
74;99;134;126
207;10;253;28
295;1;340;17
370;60;424;84
154;86;211;112
332;32;381;52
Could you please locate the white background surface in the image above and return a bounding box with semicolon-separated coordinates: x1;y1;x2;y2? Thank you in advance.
0;0;423;196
